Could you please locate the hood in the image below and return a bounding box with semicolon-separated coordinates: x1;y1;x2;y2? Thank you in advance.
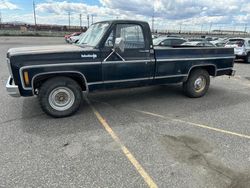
7;44;86;57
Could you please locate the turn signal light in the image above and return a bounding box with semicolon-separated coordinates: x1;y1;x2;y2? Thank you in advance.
24;71;30;86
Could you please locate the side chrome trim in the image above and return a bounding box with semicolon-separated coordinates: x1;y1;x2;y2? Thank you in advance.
103;77;154;84
31;71;89;93
104;60;152;64
89;74;188;85
19;61;102;90
87;81;103;86
216;67;234;71
155;74;188;79
157;56;235;62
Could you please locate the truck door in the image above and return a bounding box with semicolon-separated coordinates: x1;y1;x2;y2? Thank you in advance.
102;23;154;89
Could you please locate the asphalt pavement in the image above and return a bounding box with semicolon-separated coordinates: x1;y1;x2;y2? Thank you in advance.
0;37;250;188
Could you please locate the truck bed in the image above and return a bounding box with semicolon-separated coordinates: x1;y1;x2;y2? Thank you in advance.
154;47;235;81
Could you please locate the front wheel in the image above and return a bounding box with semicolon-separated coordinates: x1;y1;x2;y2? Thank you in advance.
183;69;210;98
38;77;83;118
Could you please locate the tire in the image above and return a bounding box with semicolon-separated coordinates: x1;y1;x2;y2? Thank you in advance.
245;53;250;64
38;76;82;118
183;69;210;98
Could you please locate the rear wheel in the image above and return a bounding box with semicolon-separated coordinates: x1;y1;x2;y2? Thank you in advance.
183;69;210;98
38;77;82;118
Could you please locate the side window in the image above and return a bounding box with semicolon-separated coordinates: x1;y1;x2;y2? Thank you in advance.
172;39;185;46
105;30;114;47
162;39;171;46
248;41;250;46
116;24;145;49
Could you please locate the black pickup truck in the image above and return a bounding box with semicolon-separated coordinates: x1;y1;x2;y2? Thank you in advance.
6;20;235;117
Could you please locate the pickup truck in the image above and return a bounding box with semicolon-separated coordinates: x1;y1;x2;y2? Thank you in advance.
6;20;235;118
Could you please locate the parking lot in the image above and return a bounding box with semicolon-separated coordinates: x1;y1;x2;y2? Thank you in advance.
0;36;250;188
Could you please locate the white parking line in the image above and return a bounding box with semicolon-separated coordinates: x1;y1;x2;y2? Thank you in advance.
87;99;158;188
136;110;250;140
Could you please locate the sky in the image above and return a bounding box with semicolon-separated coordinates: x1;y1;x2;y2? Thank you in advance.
1;0;250;31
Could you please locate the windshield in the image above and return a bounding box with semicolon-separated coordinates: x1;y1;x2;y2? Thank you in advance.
78;22;110;47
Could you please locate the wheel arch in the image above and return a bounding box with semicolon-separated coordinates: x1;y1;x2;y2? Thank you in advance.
32;71;88;94
185;64;217;81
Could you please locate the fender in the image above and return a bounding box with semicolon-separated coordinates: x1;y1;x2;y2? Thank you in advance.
31;71;89;94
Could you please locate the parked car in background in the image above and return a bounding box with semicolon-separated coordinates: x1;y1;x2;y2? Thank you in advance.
205;37;219;41
211;40;227;47
64;32;82;43
68;33;85;44
225;38;250;63
153;37;187;47
188;38;206;42
181;41;215;47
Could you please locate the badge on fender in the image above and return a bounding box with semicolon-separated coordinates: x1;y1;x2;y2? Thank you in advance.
81;54;97;59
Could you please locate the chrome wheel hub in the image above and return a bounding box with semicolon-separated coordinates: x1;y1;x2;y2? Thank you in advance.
49;87;75;111
194;76;206;92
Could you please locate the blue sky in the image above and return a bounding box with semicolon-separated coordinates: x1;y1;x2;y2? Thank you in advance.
1;0;250;31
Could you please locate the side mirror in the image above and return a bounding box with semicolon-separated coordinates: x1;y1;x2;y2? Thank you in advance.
114;37;125;53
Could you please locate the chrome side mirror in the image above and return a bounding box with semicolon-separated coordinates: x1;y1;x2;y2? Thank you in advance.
114;37;125;53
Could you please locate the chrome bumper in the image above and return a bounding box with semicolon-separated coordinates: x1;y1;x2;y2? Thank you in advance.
231;70;236;76
6;76;20;97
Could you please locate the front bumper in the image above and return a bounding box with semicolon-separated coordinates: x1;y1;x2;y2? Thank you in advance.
6;76;20;97
230;69;236;76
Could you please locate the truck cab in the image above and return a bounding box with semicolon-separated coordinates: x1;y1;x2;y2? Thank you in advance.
6;20;235;118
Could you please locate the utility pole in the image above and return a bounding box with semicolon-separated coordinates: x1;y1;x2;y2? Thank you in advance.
151;2;155;33
33;0;37;28
200;24;203;33
91;15;93;25
244;24;247;36
179;23;182;33
79;13;82;27
0;10;2;24
209;22;213;33
87;14;89;28
151;15;154;33
68;12;71;29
